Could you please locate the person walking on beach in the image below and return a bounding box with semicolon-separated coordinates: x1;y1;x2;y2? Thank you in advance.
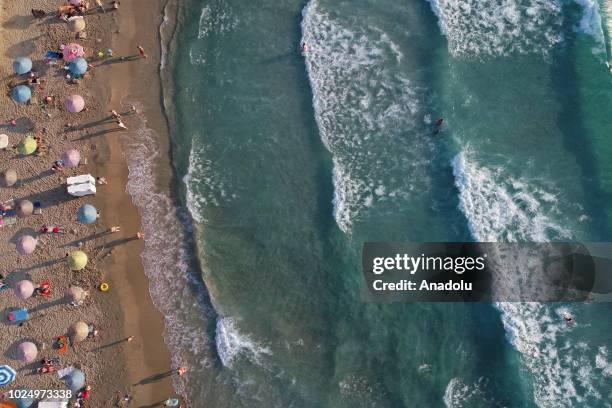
137;46;147;59
117;119;128;130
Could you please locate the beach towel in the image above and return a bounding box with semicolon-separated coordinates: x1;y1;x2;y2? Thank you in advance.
45;51;62;59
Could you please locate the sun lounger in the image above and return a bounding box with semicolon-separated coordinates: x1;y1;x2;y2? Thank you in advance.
66;174;95;185
67;183;96;197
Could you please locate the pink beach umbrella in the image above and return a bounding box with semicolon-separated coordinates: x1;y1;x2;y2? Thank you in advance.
62;149;81;168
16;342;38;363
64;94;85;113
16;235;37;255
62;43;85;63
14;280;35;300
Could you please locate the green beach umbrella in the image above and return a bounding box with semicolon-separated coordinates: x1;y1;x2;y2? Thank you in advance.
68;250;88;271
18;136;37;155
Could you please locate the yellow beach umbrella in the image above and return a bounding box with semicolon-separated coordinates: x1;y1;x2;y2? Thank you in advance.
67;250;88;271
18;136;37;155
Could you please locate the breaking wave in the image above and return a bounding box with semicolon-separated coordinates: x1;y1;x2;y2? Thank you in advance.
302;0;432;233
452;149;607;407
426;0;564;57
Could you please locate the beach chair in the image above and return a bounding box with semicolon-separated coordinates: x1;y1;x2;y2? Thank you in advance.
33;201;42;215
8;308;29;322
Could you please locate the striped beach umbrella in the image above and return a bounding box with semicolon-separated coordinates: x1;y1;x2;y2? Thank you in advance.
11;85;31;104
62;43;84;62
68;250;88;271
68;57;88;75
64;94;85;113
77;204;97;224
16;236;37;256
13;57;32;75
14;280;35;299
0;364;16;386
18;136;37;155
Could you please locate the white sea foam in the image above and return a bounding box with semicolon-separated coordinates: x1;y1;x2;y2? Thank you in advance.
302;0;432;233
123;101;214;402
215;316;271;368
574;0;607;55
197;3;238;40
451;150;570;242
452;150;607;407
426;0;564;57
184;138;236;224
443;378;488;407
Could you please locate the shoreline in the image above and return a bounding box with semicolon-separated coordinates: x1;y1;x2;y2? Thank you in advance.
0;0;176;406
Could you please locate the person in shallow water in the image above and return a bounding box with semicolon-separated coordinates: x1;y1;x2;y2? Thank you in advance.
434;117;444;135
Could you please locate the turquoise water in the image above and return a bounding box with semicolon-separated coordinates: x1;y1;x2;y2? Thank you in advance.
160;0;612;406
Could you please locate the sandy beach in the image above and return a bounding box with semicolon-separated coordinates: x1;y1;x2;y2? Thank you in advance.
0;0;176;406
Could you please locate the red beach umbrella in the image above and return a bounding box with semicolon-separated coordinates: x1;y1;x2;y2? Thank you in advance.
64;94;85;113
62;149;81;168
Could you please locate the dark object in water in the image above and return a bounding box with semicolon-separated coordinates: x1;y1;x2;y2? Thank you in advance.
32;9;47;18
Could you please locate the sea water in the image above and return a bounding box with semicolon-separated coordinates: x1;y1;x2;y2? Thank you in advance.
143;0;612;406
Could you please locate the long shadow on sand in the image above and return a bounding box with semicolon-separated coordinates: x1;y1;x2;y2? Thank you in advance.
132;370;175;387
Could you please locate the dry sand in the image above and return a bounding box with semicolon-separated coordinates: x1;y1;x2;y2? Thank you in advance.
0;0;176;406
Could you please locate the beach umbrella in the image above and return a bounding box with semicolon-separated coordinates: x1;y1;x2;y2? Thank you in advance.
63;369;85;392
62;148;81;167
2;169;17;186
0;134;8;149
0;365;16;386
68;250;88;271
11;85;31;104
68;321;89;343
63;43;84;62
11;388;35;408
64;94;85;113
67;16;86;33
65;286;88;303
15;200;33;217
16;236;37;256
14;280;35;300
77;204;97;224
16;341;38;363
17;136;37;155
13;57;32;75
68;57;88;75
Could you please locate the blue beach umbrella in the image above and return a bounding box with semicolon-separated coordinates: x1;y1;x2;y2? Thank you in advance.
11;85;31;104
77;203;97;224
68;57;88;75
63;369;85;392
11;389;35;408
13;57;32;75
0;364;16;386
